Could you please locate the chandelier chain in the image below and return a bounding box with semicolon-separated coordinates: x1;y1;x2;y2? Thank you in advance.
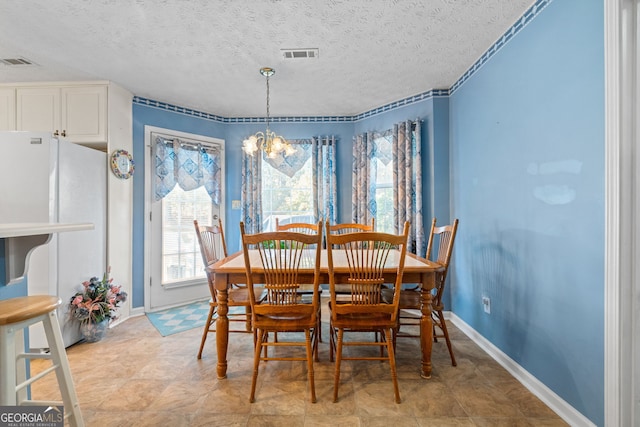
265;73;270;131
242;66;295;157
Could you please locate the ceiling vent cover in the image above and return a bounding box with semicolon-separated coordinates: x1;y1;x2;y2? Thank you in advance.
0;57;37;66
281;48;319;60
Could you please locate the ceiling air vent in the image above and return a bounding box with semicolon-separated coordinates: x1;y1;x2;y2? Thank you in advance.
281;48;319;60
0;57;37;66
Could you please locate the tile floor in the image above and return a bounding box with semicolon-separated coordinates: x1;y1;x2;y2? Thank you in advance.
31;309;569;426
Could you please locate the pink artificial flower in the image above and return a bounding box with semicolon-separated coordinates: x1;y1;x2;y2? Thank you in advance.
72;295;83;306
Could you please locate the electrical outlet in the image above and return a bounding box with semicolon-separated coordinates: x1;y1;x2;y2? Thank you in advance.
482;296;491;314
231;200;241;210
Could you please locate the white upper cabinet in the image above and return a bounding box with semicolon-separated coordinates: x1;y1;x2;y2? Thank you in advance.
15;84;107;144
61;86;107;143
17;87;60;134
0;88;16;131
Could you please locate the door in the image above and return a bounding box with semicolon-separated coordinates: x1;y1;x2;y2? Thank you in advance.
145;126;225;311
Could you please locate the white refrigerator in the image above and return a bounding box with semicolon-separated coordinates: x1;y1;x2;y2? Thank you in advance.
0;131;107;348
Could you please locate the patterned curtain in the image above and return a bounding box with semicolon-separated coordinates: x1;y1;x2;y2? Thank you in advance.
312;136;337;225
351;131;376;224
392;120;424;254
241;136;338;232
153;134;222;204
263;140;312;178
352;121;423;254
241;150;263;234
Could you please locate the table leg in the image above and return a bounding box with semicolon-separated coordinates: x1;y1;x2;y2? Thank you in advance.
215;274;229;379
420;272;434;379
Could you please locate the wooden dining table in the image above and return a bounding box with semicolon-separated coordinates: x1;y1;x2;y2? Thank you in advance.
208;248;443;380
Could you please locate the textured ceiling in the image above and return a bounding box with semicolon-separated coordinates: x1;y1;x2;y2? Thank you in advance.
0;0;534;118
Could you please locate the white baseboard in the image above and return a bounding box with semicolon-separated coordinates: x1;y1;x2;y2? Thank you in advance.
448;312;595;427
129;306;146;318
107;307;145;330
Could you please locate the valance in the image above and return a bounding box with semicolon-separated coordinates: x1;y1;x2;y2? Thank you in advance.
153;134;222;204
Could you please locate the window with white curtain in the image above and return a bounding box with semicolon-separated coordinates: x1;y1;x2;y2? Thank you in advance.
261;156;314;231
161;185;211;282
242;136;336;234
373;131;395;233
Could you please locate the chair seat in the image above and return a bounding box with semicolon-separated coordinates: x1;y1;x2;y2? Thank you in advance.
253;315;316;331
381;287;423;308
432;303;444;311
227;287;264;305
0;295;61;325
332;314;394;329
328;301;394;327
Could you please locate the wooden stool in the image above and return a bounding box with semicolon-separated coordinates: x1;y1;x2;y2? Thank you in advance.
0;295;84;427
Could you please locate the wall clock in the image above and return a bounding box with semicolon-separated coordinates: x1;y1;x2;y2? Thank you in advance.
110;149;135;179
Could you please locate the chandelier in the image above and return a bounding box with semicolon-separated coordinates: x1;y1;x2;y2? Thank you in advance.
242;67;296;158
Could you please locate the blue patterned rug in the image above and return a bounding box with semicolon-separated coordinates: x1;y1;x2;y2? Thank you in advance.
146;300;211;337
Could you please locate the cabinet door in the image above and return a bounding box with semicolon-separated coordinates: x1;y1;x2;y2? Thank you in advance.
0;88;16;130
61;86;107;143
16;87;61;133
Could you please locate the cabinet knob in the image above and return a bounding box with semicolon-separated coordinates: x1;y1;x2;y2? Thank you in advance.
54;130;59;136
61;130;66;137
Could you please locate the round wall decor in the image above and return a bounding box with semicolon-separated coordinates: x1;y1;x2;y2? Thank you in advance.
110;149;135;179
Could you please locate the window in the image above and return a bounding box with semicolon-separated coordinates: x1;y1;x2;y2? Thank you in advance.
372;126;418;235
374;156;394;233
161;185;212;283
373;132;394;233
261;156;314;231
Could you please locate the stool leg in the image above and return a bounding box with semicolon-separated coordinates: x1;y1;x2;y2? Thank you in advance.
0;324;18;405
15;328;28;404
42;311;84;427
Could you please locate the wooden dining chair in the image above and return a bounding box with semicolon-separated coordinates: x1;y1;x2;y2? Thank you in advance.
194;219;262;359
275;218;320;234
326;221;410;404
240;221;323;403
385;218;460;366
326;218;375;236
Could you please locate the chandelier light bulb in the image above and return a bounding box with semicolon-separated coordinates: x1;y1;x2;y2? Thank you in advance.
272;137;283;151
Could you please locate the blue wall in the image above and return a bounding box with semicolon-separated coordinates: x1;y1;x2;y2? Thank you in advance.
449;0;604;425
